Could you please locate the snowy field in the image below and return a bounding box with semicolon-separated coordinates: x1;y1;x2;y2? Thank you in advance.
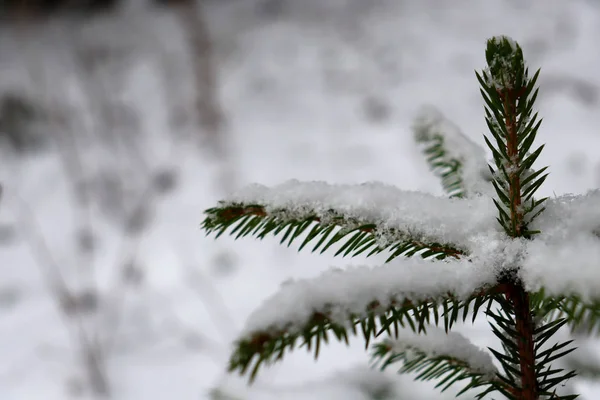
1;0;600;399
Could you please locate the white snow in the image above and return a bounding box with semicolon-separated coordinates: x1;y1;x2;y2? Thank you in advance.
521;235;600;300
241;257;497;337
412;105;493;197
224;180;499;253
384;327;498;378
530;190;600;243
520;191;600;300
2;0;600;399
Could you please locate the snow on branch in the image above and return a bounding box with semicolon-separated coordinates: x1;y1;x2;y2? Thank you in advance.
522;236;600;300
229;257;500;380
372;327;499;395
203;180;499;261
413;105;493;198
521;190;600;300
516;191;600;333
529;190;600;244
242;258;495;335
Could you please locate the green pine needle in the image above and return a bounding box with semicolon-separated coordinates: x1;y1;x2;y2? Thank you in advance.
203;204;467;262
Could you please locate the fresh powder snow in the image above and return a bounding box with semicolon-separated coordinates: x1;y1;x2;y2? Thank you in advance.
223;180;500;254
3;1;600;399
383;326;498;378
520;191;600;299
241;257;498;337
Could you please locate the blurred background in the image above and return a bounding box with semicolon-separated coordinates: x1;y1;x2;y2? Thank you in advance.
1;0;600;399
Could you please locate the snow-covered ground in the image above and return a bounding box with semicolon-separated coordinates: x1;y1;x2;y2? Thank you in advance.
1;0;600;399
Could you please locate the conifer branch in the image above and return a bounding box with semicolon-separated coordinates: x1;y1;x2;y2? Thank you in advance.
231;291;497;383
199;35;589;399
548;296;600;335
372;329;501;398
228;260;500;381
203;182;496;261
478;36;548;239
476;36;576;399
486;293;577;400
203;204;464;261
413;105;493;198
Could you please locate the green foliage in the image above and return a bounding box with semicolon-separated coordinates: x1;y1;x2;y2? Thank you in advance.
230;288;499;382
420;135;465;198
201;36;596;400
529;289;600;335
413;116;469;198
549;296;600;336
203;204;466;262
413;106;492;198
476;36;547;238
486;294;577;399
484;36;525;90
371;341;497;398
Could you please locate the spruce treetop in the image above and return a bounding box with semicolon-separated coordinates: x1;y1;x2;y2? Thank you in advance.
485;35;525;90
202;36;600;400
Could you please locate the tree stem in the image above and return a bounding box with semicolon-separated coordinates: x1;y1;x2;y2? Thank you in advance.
502;88;522;237
506;283;538;400
501;86;538;399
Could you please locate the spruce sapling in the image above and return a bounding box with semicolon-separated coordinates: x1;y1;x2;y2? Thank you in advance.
202;36;600;400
